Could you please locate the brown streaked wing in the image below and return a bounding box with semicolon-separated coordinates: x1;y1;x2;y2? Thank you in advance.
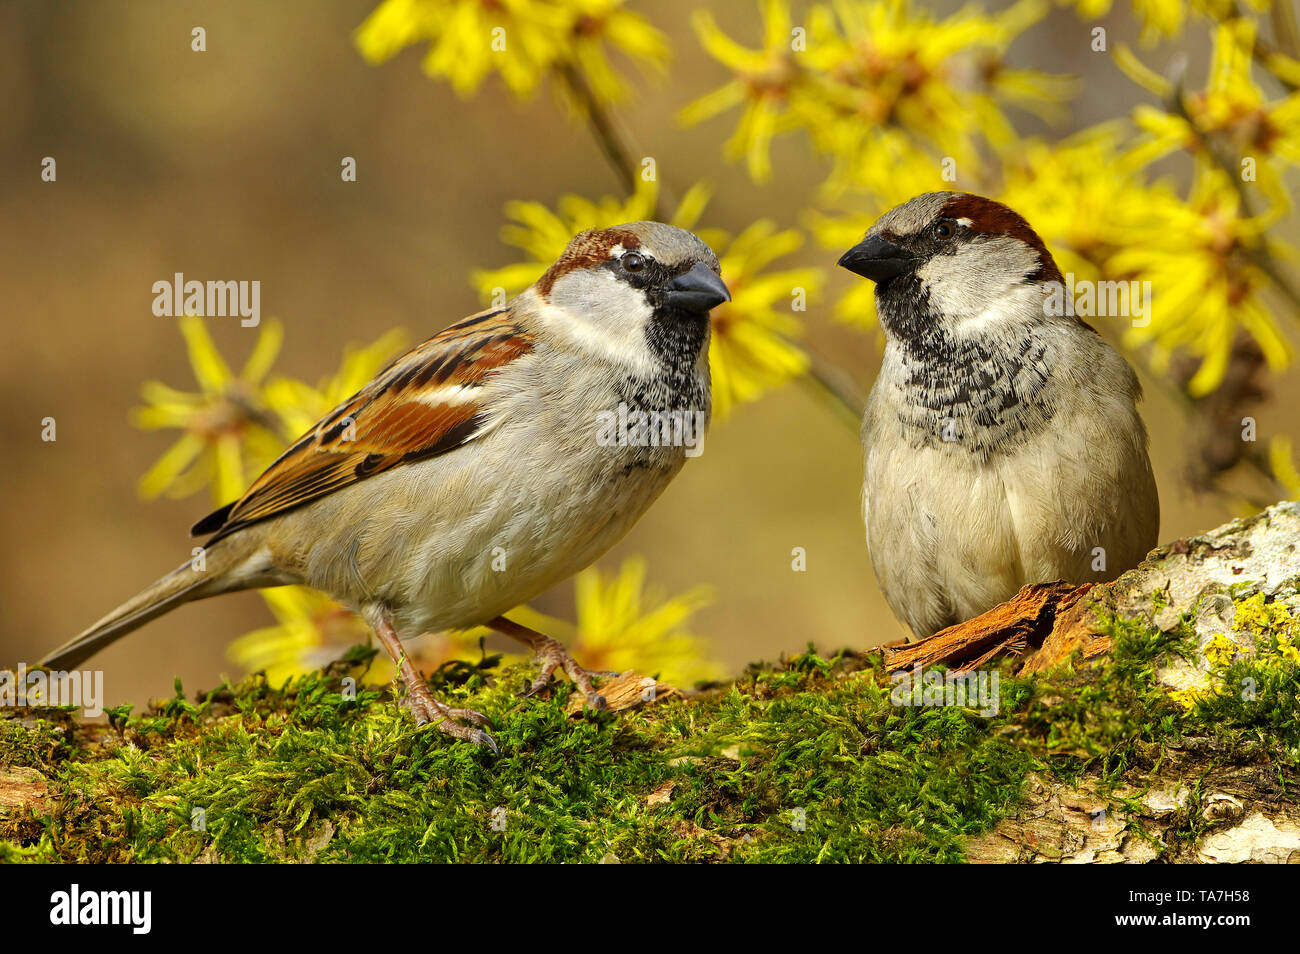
192;308;533;542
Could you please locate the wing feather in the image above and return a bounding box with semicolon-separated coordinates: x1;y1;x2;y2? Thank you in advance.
192;308;532;542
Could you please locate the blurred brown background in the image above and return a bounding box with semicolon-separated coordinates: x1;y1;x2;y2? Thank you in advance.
2;0;1295;709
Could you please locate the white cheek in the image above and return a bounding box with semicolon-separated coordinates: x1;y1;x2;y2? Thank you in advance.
948;284;1044;336
539;271;658;375
917;240;1043;336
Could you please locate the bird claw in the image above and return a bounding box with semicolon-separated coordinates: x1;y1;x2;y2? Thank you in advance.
406;687;498;754
464;726;499;756
523;675;606;710
445;706;495;730
427;711;499;755
522;638;612;710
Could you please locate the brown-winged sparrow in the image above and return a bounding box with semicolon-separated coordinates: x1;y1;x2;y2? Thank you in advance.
43;222;729;751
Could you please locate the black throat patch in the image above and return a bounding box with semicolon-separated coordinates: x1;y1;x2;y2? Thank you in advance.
620;307;711;415
876;276;1056;456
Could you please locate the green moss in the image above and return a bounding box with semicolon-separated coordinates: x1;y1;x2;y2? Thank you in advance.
2;613;1296;863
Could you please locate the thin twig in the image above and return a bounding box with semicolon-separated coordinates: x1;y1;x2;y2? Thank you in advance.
554;61;670;218
801;351;866;425
1271;0;1300;61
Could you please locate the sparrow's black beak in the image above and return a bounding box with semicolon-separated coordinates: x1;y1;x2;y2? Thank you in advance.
838;234;915;284
665;263;731;314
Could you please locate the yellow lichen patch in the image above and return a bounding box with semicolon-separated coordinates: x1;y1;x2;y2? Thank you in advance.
1202;632;1242;669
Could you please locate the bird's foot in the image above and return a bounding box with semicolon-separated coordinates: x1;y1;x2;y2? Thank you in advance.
370;608;497;753
405;682;498;754
486;616;617;710
522;635;618;710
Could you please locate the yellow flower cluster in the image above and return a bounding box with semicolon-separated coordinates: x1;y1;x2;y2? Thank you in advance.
1103;21;1298;394
1107;175;1291;395
681;0;1069;189
802;12;1299;399
1119;18;1300;206
1067;0;1274;46
133;317;289;502
354;0;667;104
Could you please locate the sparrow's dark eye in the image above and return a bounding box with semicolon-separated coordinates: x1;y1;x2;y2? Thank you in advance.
621;251;646;272
933;221;955;239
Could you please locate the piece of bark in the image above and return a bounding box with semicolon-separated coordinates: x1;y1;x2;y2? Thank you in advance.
1196;813;1300;864
646;781;676;807
965;772;1160;864
1023;500;1300;675
564;671;679;716
884;502;1300;678
968;741;1300;863
1019;585;1115;675
0;767;48;812
883;582;1091;674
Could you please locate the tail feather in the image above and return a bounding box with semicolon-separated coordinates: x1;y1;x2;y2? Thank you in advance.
41;544;257;670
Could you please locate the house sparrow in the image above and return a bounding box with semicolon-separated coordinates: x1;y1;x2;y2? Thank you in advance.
42;222;729;751
838;192;1159;639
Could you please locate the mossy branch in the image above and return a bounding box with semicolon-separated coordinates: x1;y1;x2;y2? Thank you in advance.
5;504;1299;863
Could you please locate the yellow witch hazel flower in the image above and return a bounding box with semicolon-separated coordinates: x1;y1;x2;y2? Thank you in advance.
678;0;805;185
709;220;818;418
1268;435;1300;499
807;141;950;327
1106;171;1292;395
1068;0;1274;46
682;0;1069;188
475;178;817;417
1116;18;1300;207
999;126;1162;282
486;558;721;685
1065;0;1186;44
807;207;886;328
565;0;671;103
132;316;287;503
473;177;681;294
354;0;667;104
567;557;720;684
802;0;1070;188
